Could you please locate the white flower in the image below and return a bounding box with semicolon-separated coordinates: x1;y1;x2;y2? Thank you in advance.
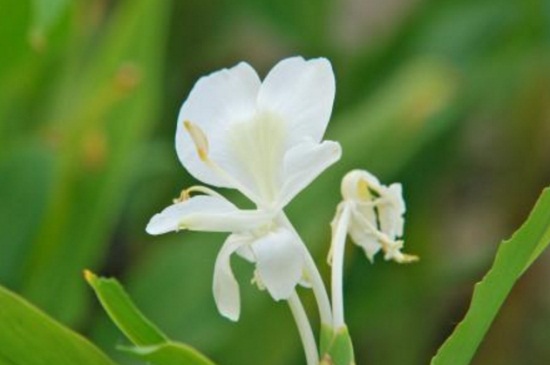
329;170;417;329
146;57;341;321
331;169;417;264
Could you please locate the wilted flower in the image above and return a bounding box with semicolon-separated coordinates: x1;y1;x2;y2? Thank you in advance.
329;169;417;329
331;169;417;264
147;57;341;321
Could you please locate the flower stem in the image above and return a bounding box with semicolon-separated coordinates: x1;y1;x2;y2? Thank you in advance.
330;203;351;329
288;291;319;365
279;213;333;326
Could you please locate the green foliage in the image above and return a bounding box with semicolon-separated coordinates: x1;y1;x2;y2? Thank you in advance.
86;271;215;365
432;188;550;365
0;285;117;365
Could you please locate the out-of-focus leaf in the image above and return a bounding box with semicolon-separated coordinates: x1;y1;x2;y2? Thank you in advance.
0;144;54;287
431;188;550;365
0;285;118;365
86;271;215;365
30;0;70;45
21;0;170;324
237;0;331;48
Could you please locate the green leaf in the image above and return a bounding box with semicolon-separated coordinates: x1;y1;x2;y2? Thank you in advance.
31;0;70;41
120;343;216;365
0;285;117;365
431;187;550;365
320;324;355;365
86;271;215;365
0;144;54;287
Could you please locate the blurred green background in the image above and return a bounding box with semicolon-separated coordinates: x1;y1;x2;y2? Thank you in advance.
1;0;549;364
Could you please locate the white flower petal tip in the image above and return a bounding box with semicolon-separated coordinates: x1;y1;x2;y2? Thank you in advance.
175;56;337;208
145;194;272;235
213;235;248;321
336;169;417;264
251;228;304;301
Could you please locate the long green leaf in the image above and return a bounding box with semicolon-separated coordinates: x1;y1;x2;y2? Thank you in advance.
431;187;550;365
0;285;117;365
86;271;215;365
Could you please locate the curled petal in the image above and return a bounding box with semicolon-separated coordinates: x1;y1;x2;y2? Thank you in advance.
213;234;250;321
251;228;304;301
257;57;336;147
348;206;381;262
278;139;342;207
145;195;271;235
377;183;406;239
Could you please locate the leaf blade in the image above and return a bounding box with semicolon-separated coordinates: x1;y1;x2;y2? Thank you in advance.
431;188;550;365
86;272;216;365
0;285;118;365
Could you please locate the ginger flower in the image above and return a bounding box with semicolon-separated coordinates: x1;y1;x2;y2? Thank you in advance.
146;57;341;321
329;169;417;329
331;169;417;264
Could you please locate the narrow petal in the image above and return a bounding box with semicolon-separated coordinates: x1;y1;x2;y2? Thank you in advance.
375;183;405;239
257;57;336;147
277;139;342;207
145;195;270;235
348;207;381;261
176;62;261;188
251;228;304;300
213;234;249;321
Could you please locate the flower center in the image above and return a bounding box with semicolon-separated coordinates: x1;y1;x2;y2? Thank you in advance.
229;112;286;206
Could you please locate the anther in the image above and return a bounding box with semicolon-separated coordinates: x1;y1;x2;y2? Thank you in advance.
184;120;209;161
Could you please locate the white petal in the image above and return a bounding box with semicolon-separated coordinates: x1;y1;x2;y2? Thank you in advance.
257;57;336;147
341;169;383;201
251;228;304;300
348;206;381;261
176;62;261;188
377;183;405;239
277;139;342;207
213;234;249;321
145;195;270;235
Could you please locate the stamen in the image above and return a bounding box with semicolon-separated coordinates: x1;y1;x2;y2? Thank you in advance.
353;206;418;264
184;120;209;161
173;189;191;203
173;185;226;204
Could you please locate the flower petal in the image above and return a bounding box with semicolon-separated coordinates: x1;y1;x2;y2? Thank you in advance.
145;195;270;235
277;139;342;207
257;57;336;147
348;206;381;261
176;62;261;188
377;183;405;239
251;227;304;300
213;234;249;321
